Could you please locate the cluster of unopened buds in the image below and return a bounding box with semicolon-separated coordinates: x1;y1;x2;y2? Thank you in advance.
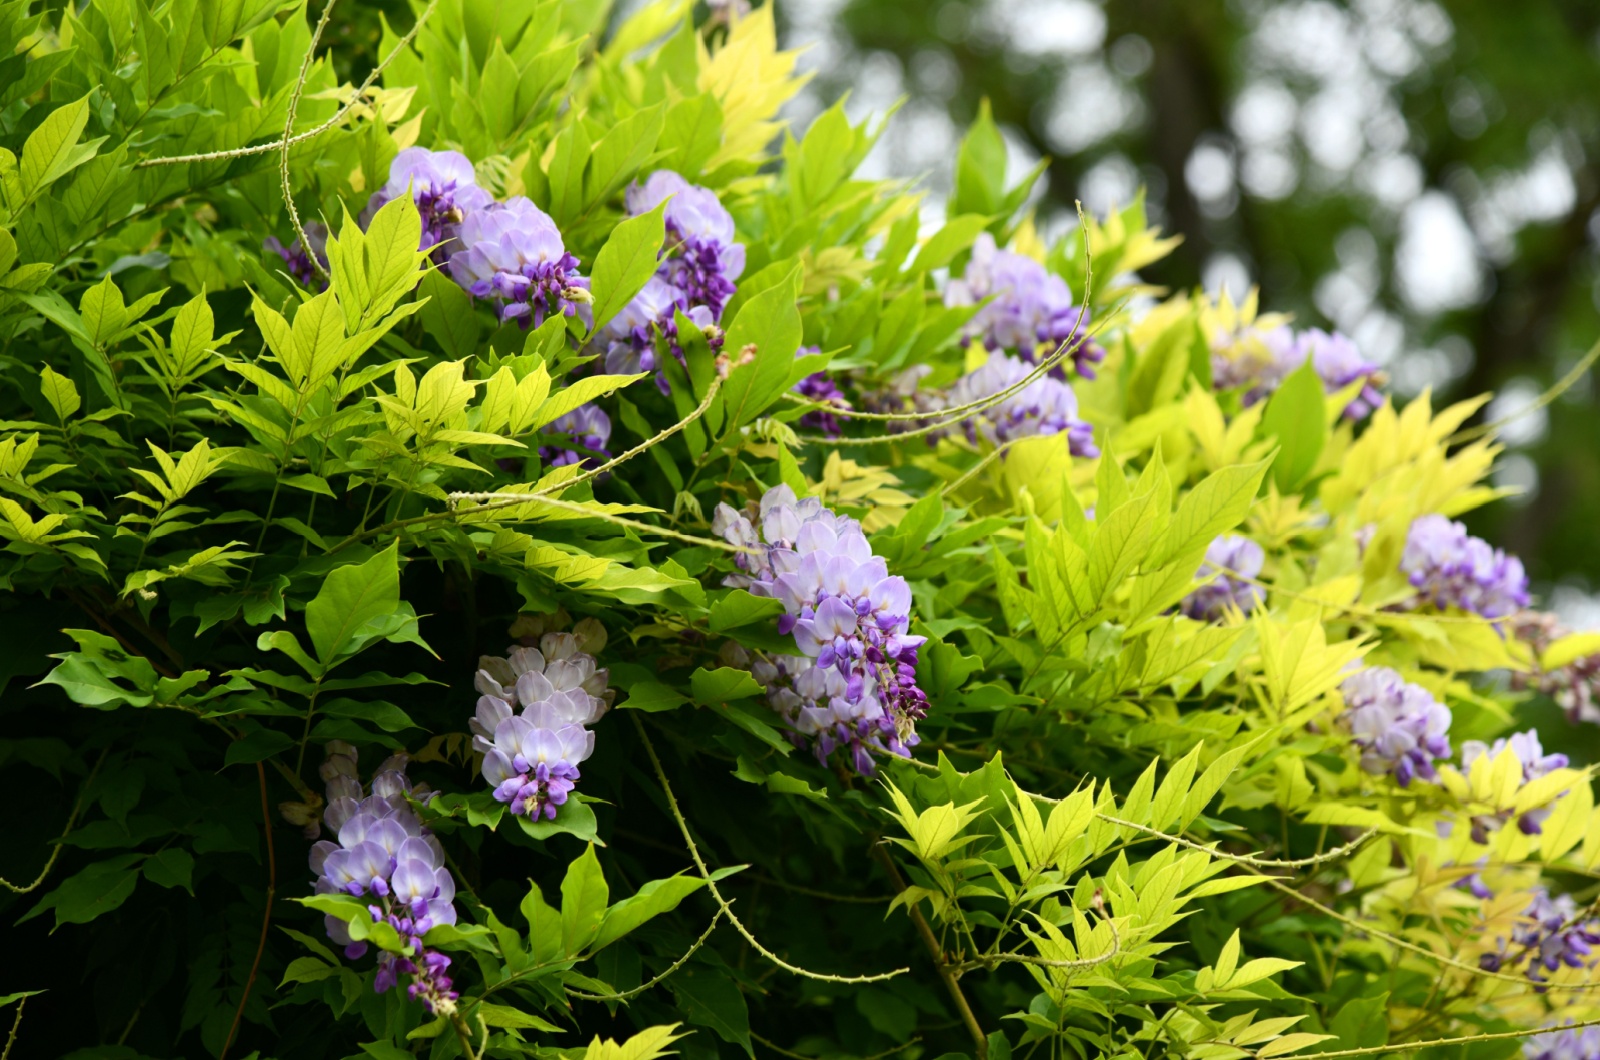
1208;322;1386;420
471;614;613;821
307;743;460;1014
714;485;927;774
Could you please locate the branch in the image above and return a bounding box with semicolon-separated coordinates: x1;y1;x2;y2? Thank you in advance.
1;748;108;894
633;715;908;985
219;762;278;1060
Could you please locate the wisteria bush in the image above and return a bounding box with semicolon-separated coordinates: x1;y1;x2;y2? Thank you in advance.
5;3;1600;1060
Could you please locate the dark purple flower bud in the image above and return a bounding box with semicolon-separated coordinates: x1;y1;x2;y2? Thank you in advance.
264;221;329;290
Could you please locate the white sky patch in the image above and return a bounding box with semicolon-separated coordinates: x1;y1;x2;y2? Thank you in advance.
1395;191;1483;314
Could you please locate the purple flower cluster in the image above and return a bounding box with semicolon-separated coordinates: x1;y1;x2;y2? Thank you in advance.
1338;667;1453;786
471;621;613;821
712;485;928;774
1180;535;1265;621
934;351;1097;456
449;197;591;327
538;403;612;468
264;221;329;289
600;172;745;387
1480;888;1600;983
1211;325;1385;420
1401;514;1530;620
309;743;459;1013
1460;729;1569;841
1513;612;1600;725
945;233;1104;378
1526;1025;1600;1060
362;147;494;263
627;170;747;320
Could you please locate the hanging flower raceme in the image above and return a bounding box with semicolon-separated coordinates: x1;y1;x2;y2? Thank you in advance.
626;169;746;321
1525;1024;1600;1060
1180;535;1265;621
1512;611;1600;725
449;197;591;326
308;743;459;1014
470;621;612;821
1402;514;1530;619
933;351;1097;456
1338;667;1452;786
1459;729;1569;841
1479;888;1600;983
361;147;494;264
945;233;1104;378
712;485;928;774
264;221;329;289
538;403;612;468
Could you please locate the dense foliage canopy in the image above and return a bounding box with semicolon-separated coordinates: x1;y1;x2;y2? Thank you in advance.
2;3;1599;1060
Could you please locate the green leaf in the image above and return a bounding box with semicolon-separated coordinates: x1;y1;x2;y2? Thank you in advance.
473;1002;563;1032
143;848;195;893
1258;359;1325;491
417;268;482;360
951;99;1008;219
1153;459;1271;567
19;94;101;199
518;796;601;844
717;267;804;430
690;667;764;705
531;373;648;433
42;856;143;926
589;201;668;334
708;590;787;632
668;964;752;1054
620;680;689;713
1329;993;1390;1051
592;873;710;952
224;727;295;766
38;365;80;422
909;213;992;274
304;544;403;665
561;843;610;957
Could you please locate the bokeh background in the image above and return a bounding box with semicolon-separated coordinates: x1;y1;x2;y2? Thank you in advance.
337;0;1600;624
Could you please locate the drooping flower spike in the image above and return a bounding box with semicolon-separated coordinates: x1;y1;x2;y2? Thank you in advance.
308;743;459;1014
934;351;1097;457
1479;887;1600;984
713;485;928;774
1338;667;1452;787
945;233;1104;378
1180;535;1265;621
1402;514;1529;620
471;622;613;821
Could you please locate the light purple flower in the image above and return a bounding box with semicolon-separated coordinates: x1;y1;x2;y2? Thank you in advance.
626;169;745;321
935;351;1097;456
539;403;611;468
1402;514;1529;619
945;233;1103;377
1339;667;1452;786
471;630;612;820
713;485;928;774
361;147;494;263
449;197;590;326
1181;535;1265;621
1214;325;1385;419
1526;1025;1600;1060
